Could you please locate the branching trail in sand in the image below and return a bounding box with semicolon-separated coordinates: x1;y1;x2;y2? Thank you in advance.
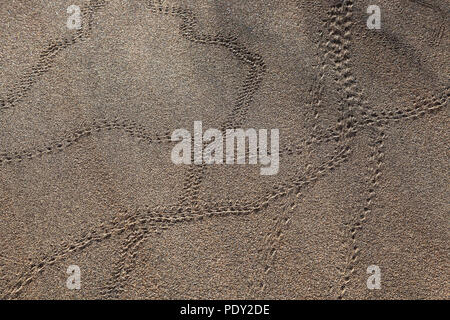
0;0;448;299
0;0;108;111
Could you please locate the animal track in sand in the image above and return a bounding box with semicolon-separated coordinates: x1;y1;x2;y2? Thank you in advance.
0;0;448;299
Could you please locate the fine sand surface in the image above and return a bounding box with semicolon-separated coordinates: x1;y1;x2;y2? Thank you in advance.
0;0;448;299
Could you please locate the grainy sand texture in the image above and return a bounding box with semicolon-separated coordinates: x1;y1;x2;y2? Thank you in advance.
0;0;449;299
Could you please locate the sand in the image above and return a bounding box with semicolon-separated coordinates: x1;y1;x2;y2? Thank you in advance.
0;0;448;299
